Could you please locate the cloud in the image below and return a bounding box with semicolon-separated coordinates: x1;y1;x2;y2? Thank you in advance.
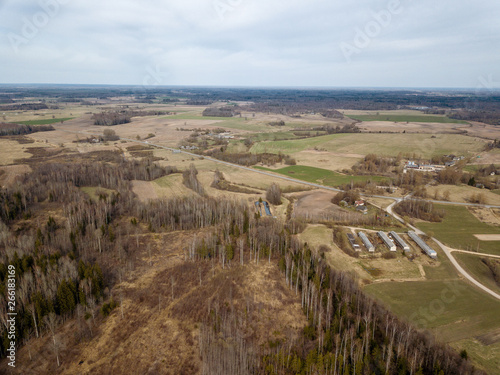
0;0;499;87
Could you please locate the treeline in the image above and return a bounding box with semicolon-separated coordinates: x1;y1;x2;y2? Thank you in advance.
202;106;240;117
92;110;170;126
0;103;49;111
183;164;206;196
205;150;288;167
449;109;500;126
0;123;54;136
394;199;446;222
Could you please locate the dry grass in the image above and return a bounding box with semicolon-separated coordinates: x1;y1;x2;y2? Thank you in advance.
468;207;500;226
7;228;306;375
427;184;500;206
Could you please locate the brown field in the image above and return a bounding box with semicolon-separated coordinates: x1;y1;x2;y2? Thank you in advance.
468;207;500;226
0;164;31;187
292;190;341;220
132;180;159;202
426;184;500;206
293;150;363;171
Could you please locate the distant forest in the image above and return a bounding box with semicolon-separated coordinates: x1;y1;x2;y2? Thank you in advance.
1;85;499;124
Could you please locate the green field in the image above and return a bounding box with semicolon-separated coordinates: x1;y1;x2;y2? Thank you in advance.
455;253;500;294
255;165;388;187
364;280;500;374
364;280;500;341
80;186;116;201
416;205;500;255
17;117;74;125
347;114;468;124
250;133;484;158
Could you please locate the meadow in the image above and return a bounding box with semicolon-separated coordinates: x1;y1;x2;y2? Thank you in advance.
250;133;485;158
454;253;500;294
364;280;500;374
346;113;468;124
17;117;74;125
255;165;389;187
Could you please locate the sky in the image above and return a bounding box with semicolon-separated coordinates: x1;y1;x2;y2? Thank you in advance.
1;0;500;88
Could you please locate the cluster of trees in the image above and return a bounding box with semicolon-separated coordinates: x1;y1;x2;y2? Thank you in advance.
0;103;49;111
331;190;361;206
266;183;282;205
202;107;240;117
205;150;289;167
394;199;446;222
92;110;169;126
182;164;206;196
92;112;131;126
353;154;399;175
0;123;54;137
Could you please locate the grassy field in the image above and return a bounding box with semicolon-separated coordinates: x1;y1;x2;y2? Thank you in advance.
17;117;74;125
451;338;500;375
255;165;389;187
416;205;500;255
455;253;500;294
426;184;500;206
80;186;117;201
364;280;500;374
250;133;484;158
364;280;500;340
347;114;468;124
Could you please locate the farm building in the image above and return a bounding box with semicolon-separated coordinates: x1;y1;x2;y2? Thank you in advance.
262;201;272;216
389;231;410;252
347;233;361;251
378;231;396;251
358;232;375;252
408;231;437;259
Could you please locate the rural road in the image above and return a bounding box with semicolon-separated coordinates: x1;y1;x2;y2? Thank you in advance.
60;127;500;301
433;239;500;301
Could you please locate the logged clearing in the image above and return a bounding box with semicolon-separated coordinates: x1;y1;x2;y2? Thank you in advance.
0;164;31;187
8;230;306;375
132;180;159;202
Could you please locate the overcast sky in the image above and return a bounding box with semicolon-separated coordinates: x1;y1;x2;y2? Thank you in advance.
1;0;499;88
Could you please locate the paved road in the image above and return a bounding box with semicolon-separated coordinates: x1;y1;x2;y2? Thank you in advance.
61;127;500;300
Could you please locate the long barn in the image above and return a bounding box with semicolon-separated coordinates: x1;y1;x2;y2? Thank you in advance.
378;231;396;251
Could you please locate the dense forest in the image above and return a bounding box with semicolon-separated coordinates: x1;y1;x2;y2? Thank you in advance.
0;123;55;136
